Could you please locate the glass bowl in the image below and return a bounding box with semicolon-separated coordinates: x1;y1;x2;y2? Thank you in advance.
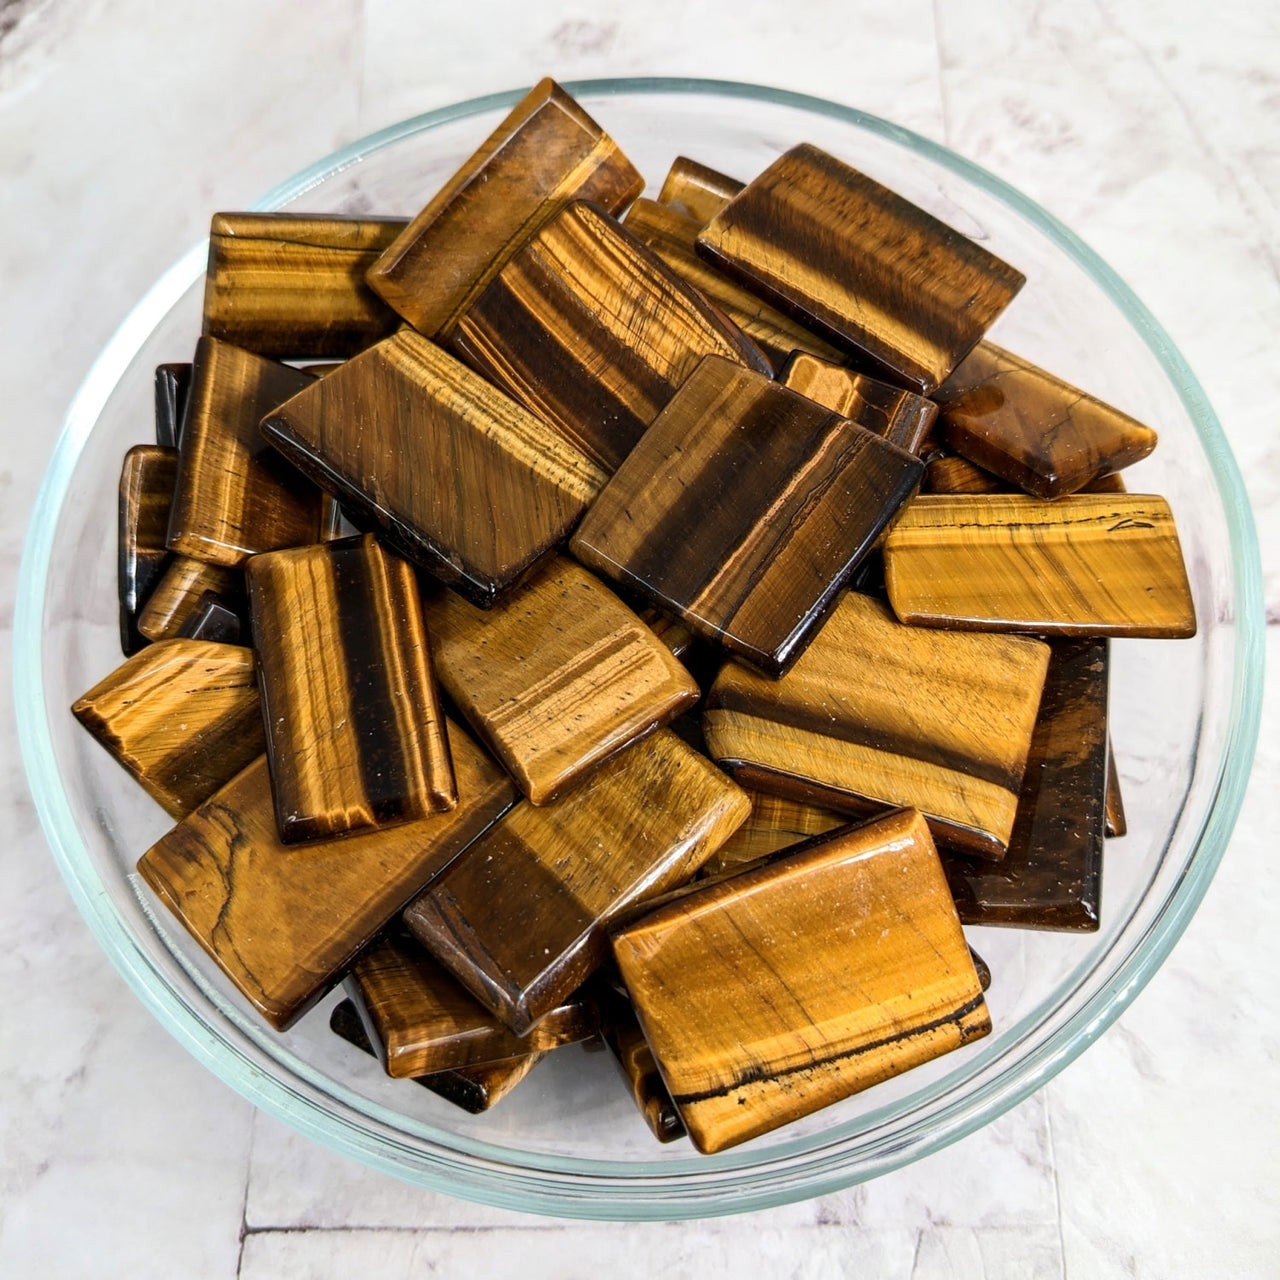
14;78;1264;1220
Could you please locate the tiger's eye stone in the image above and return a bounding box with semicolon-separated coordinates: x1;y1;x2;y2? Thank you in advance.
612;808;990;1154
137;555;243;643
697;144;1026;393
260;329;608;608
71;639;264;819
166;337;322;567
703;591;1050;860
636;606;698;660
622;197;845;369
404;728;750;1035
247;534;456;843
422;557;698;805
202;213;406;358
366;78;643;340
452;200;771;473
118;444;178;655
778;351;938;453
154;363;191;449
933;341;1159;498
923;454;1014;495
656;156;744;224
700;789;848;877
944;639;1109;931
136;724;517;1031
883;493;1197;638
1106;747;1127;838
175;592;244;645
570;356;924;676
597;985;685;1143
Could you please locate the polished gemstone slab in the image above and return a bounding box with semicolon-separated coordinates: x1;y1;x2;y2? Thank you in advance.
136;723;517;1030
703;591;1050;859
203;213;406;358
248;534;456;843
622;197;845;369
656;156;743;224
347;931;596;1078
612;808;990;1153
778;351;938;452
453;200;770;472
137;554;243;642
944;639;1108;931
166;337;322;566
924;453;1126;496
1106;747;1127;838
154;363;191;449
883;493;1197;638
118;444;178;655
701;789;848;876
404;728;750;1034
260;329;607;607
422;557;698;805
697;144;1025;393
570;356;924;676
933;341;1159;497
366;78;643;340
175;592;243;644
636;606;698;660
597;984;685;1143
72;639;264;819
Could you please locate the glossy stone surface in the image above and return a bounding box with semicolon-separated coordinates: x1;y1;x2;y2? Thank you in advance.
655;155;743;224
153;362;191;449
597;985;685;1144
202;213;406;358
570;355;925;676
778;351;938;452
452;200;770;473
1106;747;1128;839
622;197;845;369
346;931;596;1078
923;453;1128;496
404;728;750;1034
166;336;322;566
247;534;456;843
944;639;1109;931
701;789;848;877
933;341;1159;497
260;329;607;608
175;592;243;644
612;808;990;1154
703;591;1050;860
117;443;178;655
136;554;243;643
422;557;698;805
136;723;516;1031
697;144;1025;393
366;78;643;340
883;493;1198;638
71;639;264;819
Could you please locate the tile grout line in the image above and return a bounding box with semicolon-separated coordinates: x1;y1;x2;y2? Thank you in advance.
1042;1086;1068;1280
234;1108;258;1278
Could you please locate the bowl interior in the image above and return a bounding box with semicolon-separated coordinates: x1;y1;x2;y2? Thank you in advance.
15;81;1263;1218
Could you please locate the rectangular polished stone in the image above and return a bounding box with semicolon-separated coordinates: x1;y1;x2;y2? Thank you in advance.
452;200;771;472
422;557;698;805
1106;746;1127;839
702;591;1050;860
118;444;178;655
656;155;743;223
366;78;643;340
404;728;750;1034
570;355;924;676
612;808;990;1153
924;453;1128;496
883;493;1197;638
136;723;517;1031
247;534;456;843
154;363;191;449
697;144;1026;392
597;983;685;1144
166;336;322;566
202;213;406;358
700;788;848;877
260;329;607;608
72;639;265;819
137;554;244;643
933;341;1158;497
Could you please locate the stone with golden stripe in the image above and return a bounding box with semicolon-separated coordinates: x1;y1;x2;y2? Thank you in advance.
699;788;848;877
655;155;743;224
137;554;243;642
118;443;178;654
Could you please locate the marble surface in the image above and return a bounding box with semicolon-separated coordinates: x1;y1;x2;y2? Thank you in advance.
1;1;1276;1276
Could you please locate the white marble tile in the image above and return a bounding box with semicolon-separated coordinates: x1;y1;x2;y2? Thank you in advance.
910;1225;1062;1280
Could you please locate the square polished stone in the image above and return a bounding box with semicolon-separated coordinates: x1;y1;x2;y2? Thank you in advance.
118;444;178;655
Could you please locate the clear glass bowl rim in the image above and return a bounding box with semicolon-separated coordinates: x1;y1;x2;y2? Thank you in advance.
13;76;1265;1220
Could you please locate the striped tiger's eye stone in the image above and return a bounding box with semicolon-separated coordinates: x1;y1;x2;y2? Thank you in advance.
612;808;990;1153
656;156;744;224
366;78;643;340
422;557;699;805
136;724;517;1031
697;144;1026;392
933;341;1158;498
203;213;406;359
118;444;178;655
261;329;608;608
72;639;264;819
597;984;685;1143
1106;747;1127;838
700;789;848;877
452;200;770;473
702;591;1050;860
883;493;1197;638
923;453;1128;496
137;554;243;643
154;363;191;449
570;355;924;676
404;728;750;1035
247;534;456;843
166;337;322;567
